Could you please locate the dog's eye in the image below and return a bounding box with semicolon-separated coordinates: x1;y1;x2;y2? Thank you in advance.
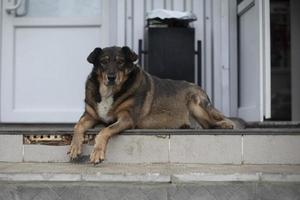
100;59;109;65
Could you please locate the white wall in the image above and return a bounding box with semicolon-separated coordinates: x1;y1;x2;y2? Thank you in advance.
0;0;2;122
211;0;236;116
291;0;300;120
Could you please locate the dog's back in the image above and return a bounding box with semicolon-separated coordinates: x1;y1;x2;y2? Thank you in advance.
134;70;234;129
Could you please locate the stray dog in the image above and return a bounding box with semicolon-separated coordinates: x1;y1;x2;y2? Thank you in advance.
68;46;235;164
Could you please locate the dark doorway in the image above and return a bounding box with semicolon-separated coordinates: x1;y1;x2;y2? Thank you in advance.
270;0;291;120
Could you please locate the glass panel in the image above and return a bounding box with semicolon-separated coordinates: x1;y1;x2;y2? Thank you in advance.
19;0;101;17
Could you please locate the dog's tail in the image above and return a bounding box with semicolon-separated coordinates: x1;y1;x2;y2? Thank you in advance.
197;93;224;120
202;98;247;129
209;106;238;129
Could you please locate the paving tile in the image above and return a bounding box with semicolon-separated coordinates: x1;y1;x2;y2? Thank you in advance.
16;185;62;200
0;182;168;200
243;135;300;164
168;183;256;200
0;184;18;200
170;135;242;164
256;183;300;200
0;135;23;162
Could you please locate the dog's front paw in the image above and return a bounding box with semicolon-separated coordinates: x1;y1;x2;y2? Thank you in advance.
90;145;106;164
90;135;107;164
68;135;84;159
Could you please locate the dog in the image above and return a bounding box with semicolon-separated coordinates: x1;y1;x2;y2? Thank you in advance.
68;46;235;164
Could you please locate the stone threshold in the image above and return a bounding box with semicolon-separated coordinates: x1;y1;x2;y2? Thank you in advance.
0;162;300;183
1;122;300;135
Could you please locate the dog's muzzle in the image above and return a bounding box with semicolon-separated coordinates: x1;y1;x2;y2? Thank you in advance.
107;74;116;85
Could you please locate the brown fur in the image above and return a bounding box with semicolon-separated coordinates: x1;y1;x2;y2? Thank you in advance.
68;46;235;164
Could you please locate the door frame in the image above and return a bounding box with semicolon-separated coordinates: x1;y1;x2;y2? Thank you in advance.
228;0;238;117
291;0;300;120
232;0;271;121
0;1;2;122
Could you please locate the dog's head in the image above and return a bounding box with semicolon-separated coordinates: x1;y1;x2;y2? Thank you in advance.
87;46;138;86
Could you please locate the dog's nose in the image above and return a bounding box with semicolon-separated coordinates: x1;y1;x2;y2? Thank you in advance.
107;74;116;83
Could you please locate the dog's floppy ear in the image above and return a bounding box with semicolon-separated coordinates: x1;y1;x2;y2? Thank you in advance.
87;47;102;64
122;46;138;62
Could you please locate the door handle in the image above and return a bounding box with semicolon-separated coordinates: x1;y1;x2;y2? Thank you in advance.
6;0;25;14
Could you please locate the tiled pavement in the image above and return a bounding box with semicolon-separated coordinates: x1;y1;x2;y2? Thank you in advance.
1;182;300;200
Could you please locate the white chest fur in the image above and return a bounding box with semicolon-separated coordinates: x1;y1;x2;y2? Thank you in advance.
97;96;113;123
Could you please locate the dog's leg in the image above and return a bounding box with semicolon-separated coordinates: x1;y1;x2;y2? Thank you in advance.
188;94;235;129
68;113;97;159
90;111;133;164
188;101;214;128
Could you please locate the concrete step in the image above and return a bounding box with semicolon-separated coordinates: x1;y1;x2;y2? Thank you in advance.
1;124;300;199
0;163;300;200
0;123;300;164
1;162;300;183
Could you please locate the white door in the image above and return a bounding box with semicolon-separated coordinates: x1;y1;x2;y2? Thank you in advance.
1;0;106;123
237;0;271;121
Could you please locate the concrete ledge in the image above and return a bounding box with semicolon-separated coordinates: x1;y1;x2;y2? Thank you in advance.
1;124;300;164
243;135;300;164
1;134;300;164
0;163;300;183
0;135;23;162
170;135;242;164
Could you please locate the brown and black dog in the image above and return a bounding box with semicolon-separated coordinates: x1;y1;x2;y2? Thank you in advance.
68;46;235;164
